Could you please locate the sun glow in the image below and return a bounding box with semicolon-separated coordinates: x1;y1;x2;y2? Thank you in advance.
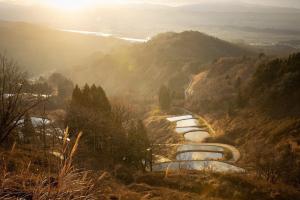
45;0;90;10
45;0;131;10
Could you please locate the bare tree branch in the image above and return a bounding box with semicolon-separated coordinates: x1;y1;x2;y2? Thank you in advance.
0;54;43;144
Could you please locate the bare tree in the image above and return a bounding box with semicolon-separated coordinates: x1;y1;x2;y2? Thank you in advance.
0;54;41;144
111;102;134;125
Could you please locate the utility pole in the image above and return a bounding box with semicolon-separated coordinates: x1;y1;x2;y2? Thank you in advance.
42;101;47;158
147;147;153;172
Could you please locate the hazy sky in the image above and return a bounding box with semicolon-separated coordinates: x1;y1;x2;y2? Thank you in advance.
1;0;300;8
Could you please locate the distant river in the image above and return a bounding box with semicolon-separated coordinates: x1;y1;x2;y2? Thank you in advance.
61;29;149;43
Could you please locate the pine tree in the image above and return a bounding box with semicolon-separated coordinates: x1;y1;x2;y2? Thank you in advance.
71;85;82;105
66;85;83;136
66;83;124;169
126;120;150;170
96;86;111;113
158;85;171;110
82;84;90;107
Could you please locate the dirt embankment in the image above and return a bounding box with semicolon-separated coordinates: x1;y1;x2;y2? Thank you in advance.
143;108;185;160
202;108;300;166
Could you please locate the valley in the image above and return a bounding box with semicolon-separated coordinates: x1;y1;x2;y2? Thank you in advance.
0;2;299;199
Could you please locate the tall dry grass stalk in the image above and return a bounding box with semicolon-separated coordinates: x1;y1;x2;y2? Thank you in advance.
10;142;16;154
59;130;82;177
0;130;103;200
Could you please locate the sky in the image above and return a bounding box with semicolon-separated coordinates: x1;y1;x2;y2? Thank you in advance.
1;0;300;8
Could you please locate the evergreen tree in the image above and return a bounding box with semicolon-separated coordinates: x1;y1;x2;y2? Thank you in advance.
82;84;90;107
90;84;97;103
71;85;82;104
66;84;125;169
126;120;150;170
158;85;171;110
96;86;111;113
66;83;150;170
66;85;84;135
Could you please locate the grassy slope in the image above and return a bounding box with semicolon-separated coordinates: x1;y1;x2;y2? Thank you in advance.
187;53;300;185
2;145;299;200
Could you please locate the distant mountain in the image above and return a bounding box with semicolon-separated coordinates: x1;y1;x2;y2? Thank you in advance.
251;0;300;9
0;2;300;44
0;21;127;75
178;2;300;13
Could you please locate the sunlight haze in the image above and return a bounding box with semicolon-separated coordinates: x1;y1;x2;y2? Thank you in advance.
0;0;300;198
1;0;300;8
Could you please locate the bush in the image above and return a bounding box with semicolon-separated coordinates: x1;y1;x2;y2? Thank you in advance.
113;165;134;184
252;143;300;186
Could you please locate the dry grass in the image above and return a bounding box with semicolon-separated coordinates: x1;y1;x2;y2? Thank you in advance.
0;130;104;200
135;171;300;200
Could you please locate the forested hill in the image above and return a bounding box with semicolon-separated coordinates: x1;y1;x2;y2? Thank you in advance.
187;52;300;117
71;31;252;94
249;53;300;116
187;53;300;187
144;31;250;62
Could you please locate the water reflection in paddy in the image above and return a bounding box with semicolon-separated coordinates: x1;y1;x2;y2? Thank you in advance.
176;152;223;161
184;131;210;142
153;161;244;173
167;115;193;122
17;117;51;128
161;115;244;173
175;127;204;134
177;144;224;152
176;119;199;127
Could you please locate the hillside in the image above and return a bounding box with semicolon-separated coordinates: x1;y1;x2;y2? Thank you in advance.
71;31;252;94
186;56;264;113
0;21;127;75
1;2;300;199
187;53;300;186
250;53;300;116
0;21;252;93
187;52;300;116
